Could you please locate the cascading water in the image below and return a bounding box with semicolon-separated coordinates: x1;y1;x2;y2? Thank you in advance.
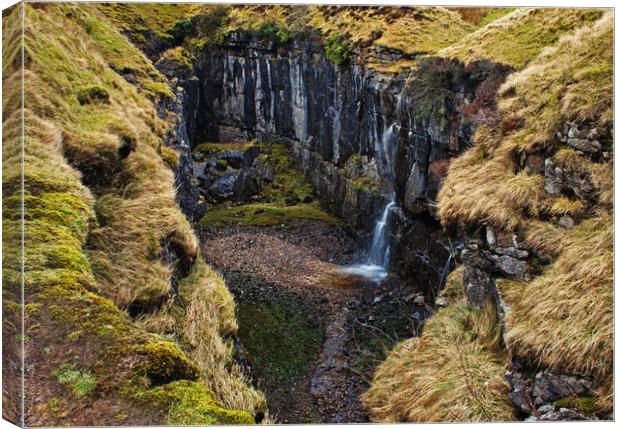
340;122;399;282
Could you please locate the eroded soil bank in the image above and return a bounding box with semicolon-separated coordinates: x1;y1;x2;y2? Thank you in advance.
198;221;430;423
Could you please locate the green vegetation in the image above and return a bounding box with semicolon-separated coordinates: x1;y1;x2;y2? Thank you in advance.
4;3;263;425
363;303;514;422
238;303;323;389
198;143;339;227
324;34;351;65
135;381;254;425
405;57;466;121
76;85;110;105
476;8;516;28
439;8;605;69
159;145;180;169
53;364;97;397
201;202;338;228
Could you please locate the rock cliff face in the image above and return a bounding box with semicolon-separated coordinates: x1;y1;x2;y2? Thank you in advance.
164;31;508;292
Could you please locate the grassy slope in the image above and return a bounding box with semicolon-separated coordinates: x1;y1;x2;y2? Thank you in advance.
3;3;263;425
363;269;514;422
439;8;604;69
367;12;612;422
438;10;613;409
113;4;474;73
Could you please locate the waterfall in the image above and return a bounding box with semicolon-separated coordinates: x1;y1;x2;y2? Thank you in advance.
339;197;395;282
340;121;399;282
366;198;396;267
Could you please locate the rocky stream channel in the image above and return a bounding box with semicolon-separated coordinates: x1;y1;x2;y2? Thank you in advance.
188;140;435;423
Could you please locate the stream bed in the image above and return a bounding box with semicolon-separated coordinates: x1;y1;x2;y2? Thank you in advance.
198;220;430;423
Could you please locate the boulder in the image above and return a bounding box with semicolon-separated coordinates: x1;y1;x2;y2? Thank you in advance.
506;371;535;414
216;150;245;169
486;253;528;277
209;171;240;199
463;265;498;308
532;371;593;406
527;408;588;421
566;138;601;154
558;215;575;229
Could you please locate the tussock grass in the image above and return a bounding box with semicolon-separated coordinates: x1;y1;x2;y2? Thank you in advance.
497;213;613;386
438;265;465;305
178;263;267;415
438;12;613;231
363;302;515;422
439;8;605;69
438;11;613;408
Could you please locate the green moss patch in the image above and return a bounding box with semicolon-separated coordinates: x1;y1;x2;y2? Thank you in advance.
137;340;200;385
53;363;98;397
199;143;339;228
237;302;323;389
553;396;599;415
135;380;255;425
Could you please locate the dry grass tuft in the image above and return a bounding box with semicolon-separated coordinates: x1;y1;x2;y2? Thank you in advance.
498;213;613;383
363;302;515;422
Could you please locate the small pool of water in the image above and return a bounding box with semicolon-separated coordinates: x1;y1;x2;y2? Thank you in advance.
339;264;388;282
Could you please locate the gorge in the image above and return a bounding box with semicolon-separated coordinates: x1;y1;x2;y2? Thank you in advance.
3;3;613;426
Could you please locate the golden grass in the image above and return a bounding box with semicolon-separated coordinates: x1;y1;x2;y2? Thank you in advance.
437;11;613;411
225;5;474;56
438;12;613;231
438;265;465;305
497;213;613;384
439;8;605;69
363;302;515;422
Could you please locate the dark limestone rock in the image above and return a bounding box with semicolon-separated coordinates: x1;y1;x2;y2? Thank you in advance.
209;171;240;199
526;408;588;422
216;150;245;169
532;371;593;406
506;371;535;414
484;252;528;278
463;265;498;308
566;138;601;154
544;158;595;200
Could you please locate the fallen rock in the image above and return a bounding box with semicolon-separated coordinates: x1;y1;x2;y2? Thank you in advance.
566;138;601;154
528;408;588;421
506;371;535;414
558;215;575;229
532;371;593;406
434;297;448;307
209;171;239;199
487;253;528;277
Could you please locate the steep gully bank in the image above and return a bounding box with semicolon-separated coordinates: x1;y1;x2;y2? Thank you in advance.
155;32;511;422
